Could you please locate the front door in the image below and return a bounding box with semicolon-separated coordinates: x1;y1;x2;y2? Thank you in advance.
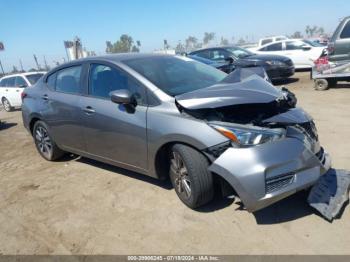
80;63;148;172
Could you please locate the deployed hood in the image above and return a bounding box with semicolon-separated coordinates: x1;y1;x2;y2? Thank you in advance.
175;75;285;110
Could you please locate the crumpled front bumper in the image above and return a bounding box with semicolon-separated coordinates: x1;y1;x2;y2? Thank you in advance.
208;137;331;212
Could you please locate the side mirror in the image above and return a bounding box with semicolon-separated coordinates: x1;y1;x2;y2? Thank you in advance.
110;89;136;106
224;56;235;64
302;46;312;51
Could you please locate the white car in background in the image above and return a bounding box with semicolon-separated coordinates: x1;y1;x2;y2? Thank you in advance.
250;39;326;69
0;72;45;112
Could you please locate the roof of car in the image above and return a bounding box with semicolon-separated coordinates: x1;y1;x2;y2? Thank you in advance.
189;46;237;54
0;71;46;80
74;53;174;63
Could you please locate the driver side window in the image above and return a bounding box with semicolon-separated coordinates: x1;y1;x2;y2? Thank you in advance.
89;63;146;105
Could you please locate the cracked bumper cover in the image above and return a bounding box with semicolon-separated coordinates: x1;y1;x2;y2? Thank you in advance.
208;137;331;212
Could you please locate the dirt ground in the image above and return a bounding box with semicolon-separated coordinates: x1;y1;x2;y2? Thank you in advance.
0;72;350;255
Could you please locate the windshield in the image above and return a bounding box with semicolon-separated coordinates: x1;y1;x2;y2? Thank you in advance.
226;46;254;58
302;40;324;47
26;73;44;85
123;56;227;96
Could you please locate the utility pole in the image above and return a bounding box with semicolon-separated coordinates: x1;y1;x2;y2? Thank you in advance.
33;54;40;71
0;41;4;75
19;59;24;72
0;60;4;75
43;56;49;71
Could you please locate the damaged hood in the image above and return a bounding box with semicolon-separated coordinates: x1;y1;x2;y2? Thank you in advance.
175;75;285;110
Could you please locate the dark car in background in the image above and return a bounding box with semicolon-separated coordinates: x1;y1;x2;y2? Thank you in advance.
189;46;295;81
188;54;271;82
328;16;350;62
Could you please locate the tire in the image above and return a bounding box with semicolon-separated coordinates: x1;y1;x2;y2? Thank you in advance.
2;98;13;112
33;120;65;161
314;79;329;91
169;144;214;209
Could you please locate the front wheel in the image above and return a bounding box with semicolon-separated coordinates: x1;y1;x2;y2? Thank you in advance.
2;98;13;112
169;144;214;209
33;120;65;161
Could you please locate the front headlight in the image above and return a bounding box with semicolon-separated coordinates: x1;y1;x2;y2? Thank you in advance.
210;123;285;147
266;60;286;66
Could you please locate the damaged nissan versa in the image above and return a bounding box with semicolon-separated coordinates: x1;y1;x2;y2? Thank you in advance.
22;54;332;212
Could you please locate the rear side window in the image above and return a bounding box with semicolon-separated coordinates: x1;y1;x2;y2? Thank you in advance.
286;41;306;50
55;66;82;94
0;78;8;87
340;20;350;39
260;42;282;51
6;77;15;87
47;72;57;90
15;76;28;87
192;50;211;59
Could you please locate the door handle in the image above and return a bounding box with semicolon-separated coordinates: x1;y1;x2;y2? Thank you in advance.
83;106;95;114
16;89;20;92
41;94;49;100
5;89;8;92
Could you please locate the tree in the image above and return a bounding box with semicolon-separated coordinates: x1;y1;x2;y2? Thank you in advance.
175;41;185;54
220;37;229;46
305;25;325;37
131;45;140;52
110;34;134;53
203;32;215;45
290;31;303;39
185;36;198;51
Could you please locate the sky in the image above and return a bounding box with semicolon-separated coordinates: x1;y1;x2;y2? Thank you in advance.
1;0;350;72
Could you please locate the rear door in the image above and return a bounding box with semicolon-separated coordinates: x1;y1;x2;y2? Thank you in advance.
0;78;8;102
41;65;86;152
80;62;148;172
4;77;17;105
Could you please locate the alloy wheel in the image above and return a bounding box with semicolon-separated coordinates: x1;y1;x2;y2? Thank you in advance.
35;126;53;159
170;151;191;199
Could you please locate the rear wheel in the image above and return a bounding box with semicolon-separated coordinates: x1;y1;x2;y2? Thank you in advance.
33;120;65;161
2;98;13;112
314;79;329;91
169;144;214;209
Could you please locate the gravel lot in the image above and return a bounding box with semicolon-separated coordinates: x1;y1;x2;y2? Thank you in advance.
0;72;350;255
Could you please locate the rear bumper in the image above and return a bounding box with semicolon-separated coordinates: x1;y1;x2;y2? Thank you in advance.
266;66;295;80
208;137;331;212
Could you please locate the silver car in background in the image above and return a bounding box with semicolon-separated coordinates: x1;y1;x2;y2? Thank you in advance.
21;54;331;212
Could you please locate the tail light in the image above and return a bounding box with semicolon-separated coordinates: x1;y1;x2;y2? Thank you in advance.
21;92;27;100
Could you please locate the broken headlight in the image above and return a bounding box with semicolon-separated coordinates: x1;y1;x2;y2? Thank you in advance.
210;123;285;147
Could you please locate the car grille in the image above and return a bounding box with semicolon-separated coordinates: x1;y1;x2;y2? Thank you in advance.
266;173;295;194
297;121;318;141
